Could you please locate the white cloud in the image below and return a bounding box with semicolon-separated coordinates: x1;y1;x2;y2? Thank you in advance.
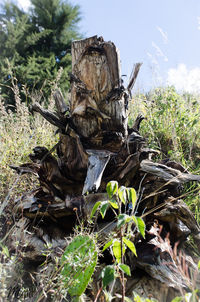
167;64;200;93
157;26;168;44
152;42;168;62
17;0;31;11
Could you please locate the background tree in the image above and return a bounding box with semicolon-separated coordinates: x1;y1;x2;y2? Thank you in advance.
0;0;82;107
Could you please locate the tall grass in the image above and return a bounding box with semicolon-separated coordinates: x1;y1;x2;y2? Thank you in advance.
129;86;200;170
0;78;58;204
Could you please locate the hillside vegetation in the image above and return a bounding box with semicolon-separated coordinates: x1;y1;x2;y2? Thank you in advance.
0;85;200;301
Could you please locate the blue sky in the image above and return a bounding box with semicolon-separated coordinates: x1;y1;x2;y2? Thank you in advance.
17;0;200;92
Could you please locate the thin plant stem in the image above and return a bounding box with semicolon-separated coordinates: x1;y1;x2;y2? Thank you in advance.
94;287;103;302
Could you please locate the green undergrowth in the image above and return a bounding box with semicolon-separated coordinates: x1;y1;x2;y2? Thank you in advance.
130;86;200;170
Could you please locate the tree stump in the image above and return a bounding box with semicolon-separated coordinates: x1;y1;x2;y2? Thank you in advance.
9;36;200;301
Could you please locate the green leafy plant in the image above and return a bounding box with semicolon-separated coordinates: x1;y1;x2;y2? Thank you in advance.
61;234;98;301
91;180;146;302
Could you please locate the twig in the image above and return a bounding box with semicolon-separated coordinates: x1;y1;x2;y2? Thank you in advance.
94;287;103;302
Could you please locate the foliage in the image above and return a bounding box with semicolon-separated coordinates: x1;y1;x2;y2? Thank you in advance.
130;86;200;169
91;180;146;301
0;0;82;106
61;234;98;301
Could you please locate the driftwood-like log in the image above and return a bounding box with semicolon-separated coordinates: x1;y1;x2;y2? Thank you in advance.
53;89;69;116
31;102;66;130
140;159;200;184
127;63;142;97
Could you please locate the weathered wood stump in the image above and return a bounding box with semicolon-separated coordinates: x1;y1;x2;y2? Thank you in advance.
9;36;200;301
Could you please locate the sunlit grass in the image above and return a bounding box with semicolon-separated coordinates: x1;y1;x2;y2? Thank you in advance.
130;86;200;171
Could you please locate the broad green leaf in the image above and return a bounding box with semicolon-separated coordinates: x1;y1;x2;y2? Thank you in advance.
103;239;113;252
109;200;119;209
136;217;145;239
112;239;121;263
126;188;137;210
132;216;146;239
100;202;110;218
106;181;118;199
101;265;115;288
90;201;101;219
61;235;97;297
117;214;132;229
118;263;131;276
118;186;127;204
123;237;137;256
100;201;110;218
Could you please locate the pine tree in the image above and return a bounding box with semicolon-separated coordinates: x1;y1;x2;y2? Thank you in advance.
0;0;81;106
